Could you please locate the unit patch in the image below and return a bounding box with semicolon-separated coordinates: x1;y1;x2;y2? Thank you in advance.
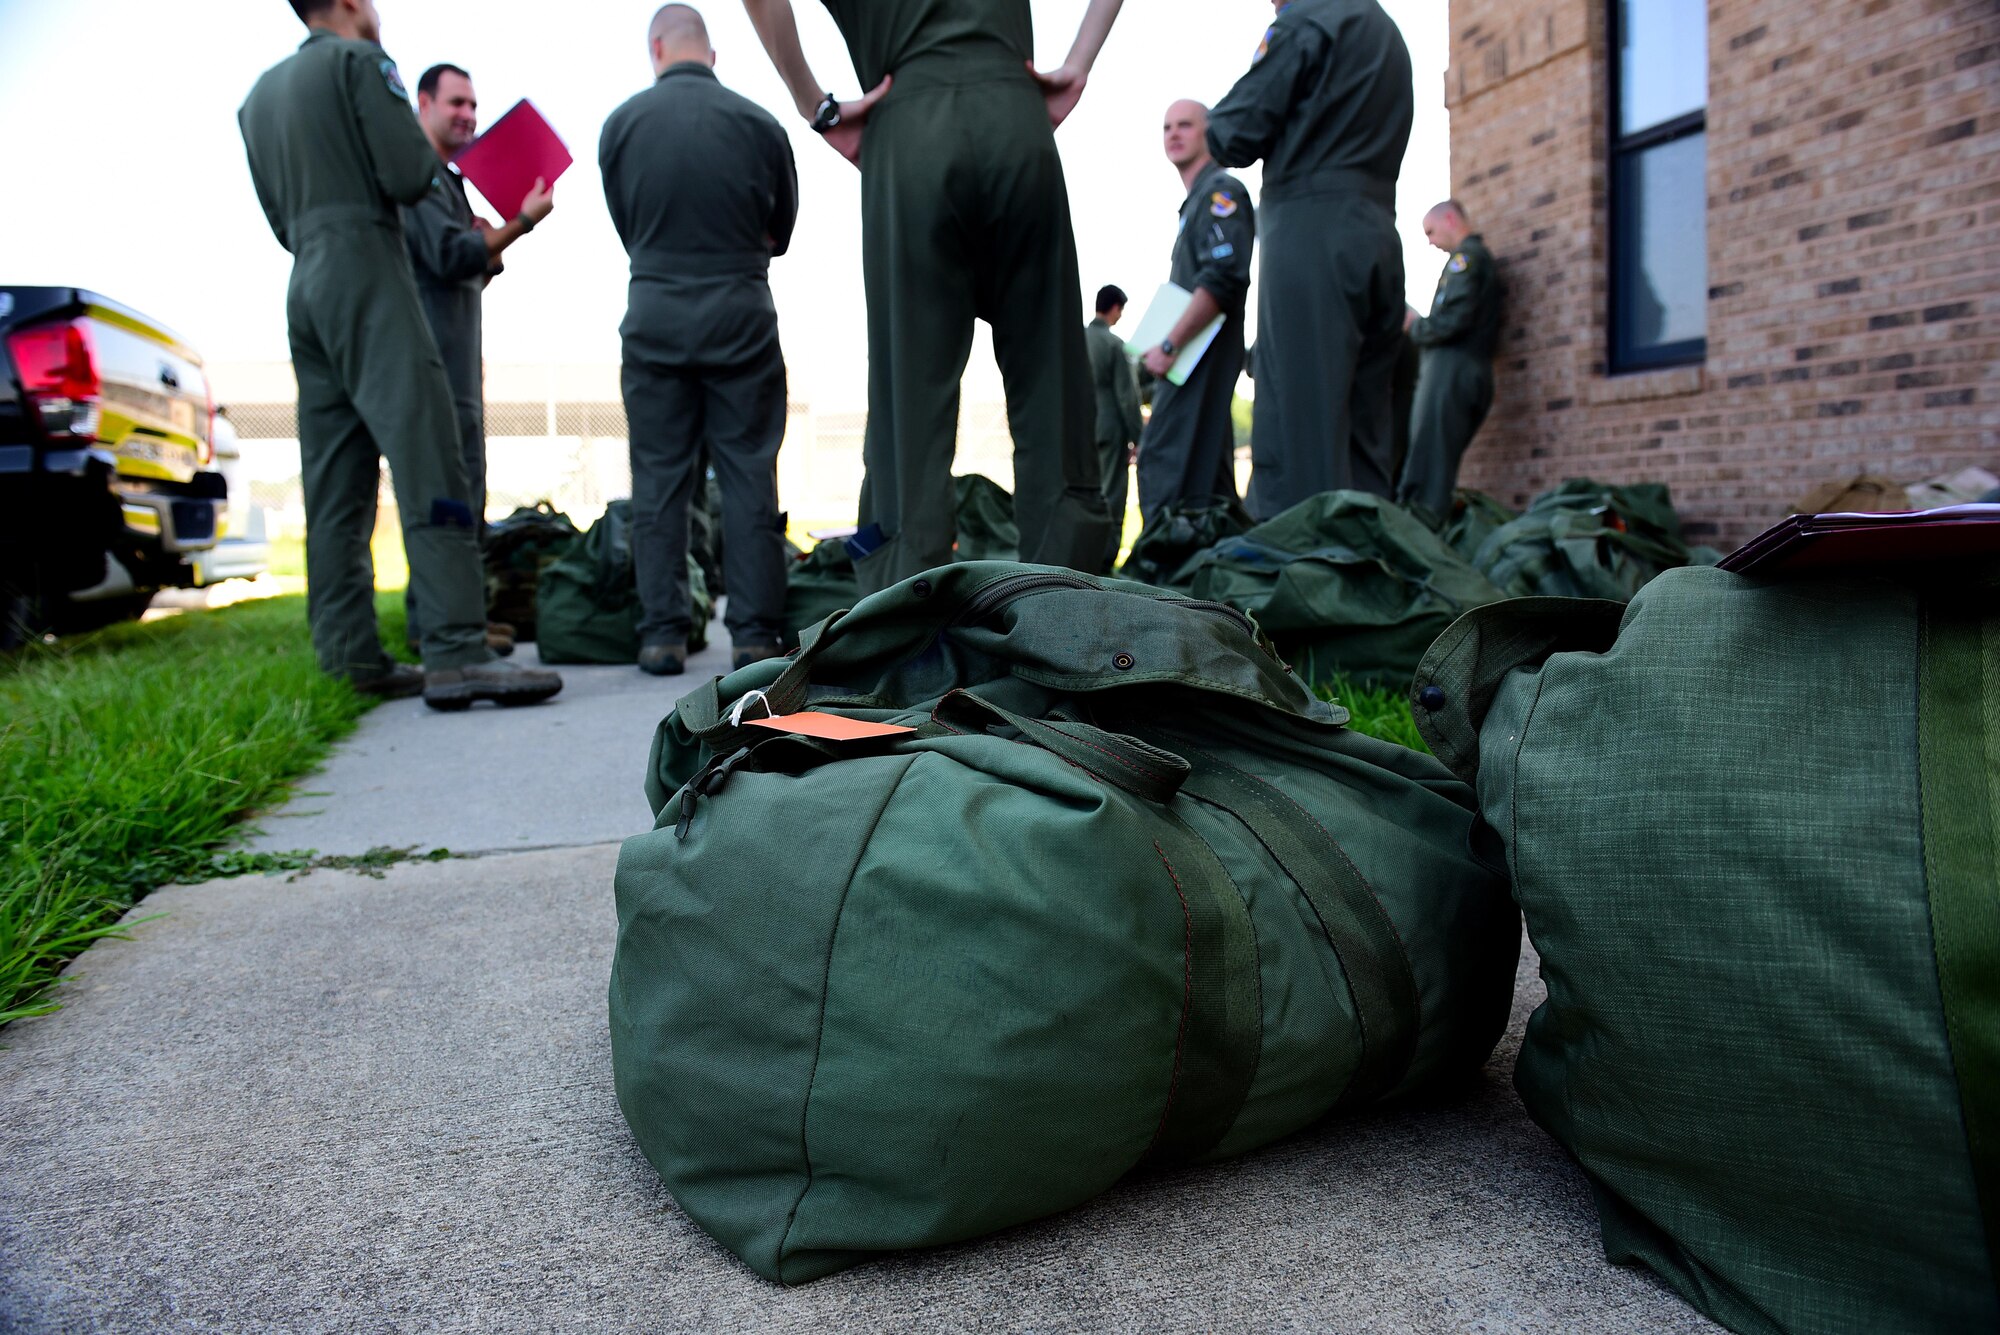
1212;243;1237;260
381;59;409;102
1211;192;1239;219
1448;252;1469;273
1253;26;1273;63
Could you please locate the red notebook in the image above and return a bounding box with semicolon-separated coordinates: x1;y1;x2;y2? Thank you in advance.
450;99;572;220
1717;503;2000;577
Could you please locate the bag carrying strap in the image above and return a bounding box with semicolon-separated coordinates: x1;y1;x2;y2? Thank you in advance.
928;690;1190;804
1141;810;1263;1163
1918;593;2000;1289
1155;733;1422;1109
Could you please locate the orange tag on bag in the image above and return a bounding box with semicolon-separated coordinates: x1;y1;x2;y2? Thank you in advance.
744;712;915;741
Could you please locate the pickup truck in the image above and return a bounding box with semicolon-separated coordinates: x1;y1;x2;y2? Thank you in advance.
0;286;229;646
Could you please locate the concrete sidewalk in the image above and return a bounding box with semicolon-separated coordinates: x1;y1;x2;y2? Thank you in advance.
0;634;1719;1334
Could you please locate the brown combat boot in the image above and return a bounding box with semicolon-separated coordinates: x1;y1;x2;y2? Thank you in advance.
422;659;564;711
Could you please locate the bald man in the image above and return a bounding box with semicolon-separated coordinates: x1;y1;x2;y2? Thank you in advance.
600;4;799;674
1135;99;1255;523
1397;200;1501;525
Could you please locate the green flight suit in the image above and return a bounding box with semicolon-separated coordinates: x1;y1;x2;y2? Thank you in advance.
1398;234;1502;525
402;165;491;522
820;0;1114;592
240;32;492;678
1208;0;1414;520
600;63;797;648
1135;162;1255;524
401;164;492;644
1085;315;1142;567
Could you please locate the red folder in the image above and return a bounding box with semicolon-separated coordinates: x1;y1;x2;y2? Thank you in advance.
1717;503;2000;577
450;99;572;220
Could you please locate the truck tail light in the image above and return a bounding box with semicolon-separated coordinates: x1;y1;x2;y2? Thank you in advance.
201;384;216;466
7;321;102;441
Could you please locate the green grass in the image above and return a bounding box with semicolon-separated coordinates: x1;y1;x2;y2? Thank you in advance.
1316;676;1431;753
0;591;410;1025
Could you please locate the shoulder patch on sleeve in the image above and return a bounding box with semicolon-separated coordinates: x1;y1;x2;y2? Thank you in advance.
1211;191;1239;219
1448;252;1469;273
381;59;409;103
1253;25;1275;63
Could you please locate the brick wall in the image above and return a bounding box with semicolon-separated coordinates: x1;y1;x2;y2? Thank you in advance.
1442;0;1999;545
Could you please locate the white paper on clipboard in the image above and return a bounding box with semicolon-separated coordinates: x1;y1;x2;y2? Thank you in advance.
1124;282;1225;386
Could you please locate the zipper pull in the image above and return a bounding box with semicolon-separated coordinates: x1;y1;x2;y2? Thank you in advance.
675;746;754;841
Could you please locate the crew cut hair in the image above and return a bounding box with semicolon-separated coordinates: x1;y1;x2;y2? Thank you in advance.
419;64;472;99
1095;285;1128;315
289;0;335;18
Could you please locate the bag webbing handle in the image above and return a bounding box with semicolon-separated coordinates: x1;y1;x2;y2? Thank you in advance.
929;690;1190;804
1919;596;2000;1290
1159;736;1421;1109
675;611;847;748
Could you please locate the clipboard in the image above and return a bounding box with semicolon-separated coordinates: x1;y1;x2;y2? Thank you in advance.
1125;282;1226;387
450;99;573;220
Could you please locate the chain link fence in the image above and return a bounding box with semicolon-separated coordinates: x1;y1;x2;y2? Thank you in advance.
225;392;1019;542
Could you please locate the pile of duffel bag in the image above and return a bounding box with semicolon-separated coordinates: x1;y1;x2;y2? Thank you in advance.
1175;490;1508;688
480;501;579;641
537;499;711;663
1413;554;1999;1333
611;561;1523;1283
1468;478;1714;601
1115;494;1257;589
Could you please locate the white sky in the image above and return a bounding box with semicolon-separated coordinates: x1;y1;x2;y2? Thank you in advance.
0;0;1451;411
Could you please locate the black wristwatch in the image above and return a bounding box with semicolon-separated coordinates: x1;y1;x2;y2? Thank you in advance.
514;211;536;233
809;93;842;134
1159;337;1177;358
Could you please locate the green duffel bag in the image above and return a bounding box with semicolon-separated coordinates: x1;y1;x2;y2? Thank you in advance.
1470;477;1698;601
612;562;1521;1284
951;472;1020;561
1117;494;1257;590
537;500;710;663
1181;490;1507;689
481;500;579;641
1413;562;2000;1335
1439;489;1516;564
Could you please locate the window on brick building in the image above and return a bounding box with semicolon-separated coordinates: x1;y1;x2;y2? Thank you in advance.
1609;0;1708;371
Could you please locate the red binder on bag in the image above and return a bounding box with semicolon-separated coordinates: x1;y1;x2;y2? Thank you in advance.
1718;504;2000;577
450;99;572;219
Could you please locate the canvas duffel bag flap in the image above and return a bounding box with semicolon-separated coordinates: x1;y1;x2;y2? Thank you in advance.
612;561;1520;1284
1411;564;2000;1335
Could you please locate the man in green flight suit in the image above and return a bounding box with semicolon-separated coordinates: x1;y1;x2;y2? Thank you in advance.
1207;0;1413;520
1085;284;1143;568
742;0;1127;592
403;61;556;656
240;0;562;710
1397;199;1502;525
1135;99;1255;525
601;5;798;675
